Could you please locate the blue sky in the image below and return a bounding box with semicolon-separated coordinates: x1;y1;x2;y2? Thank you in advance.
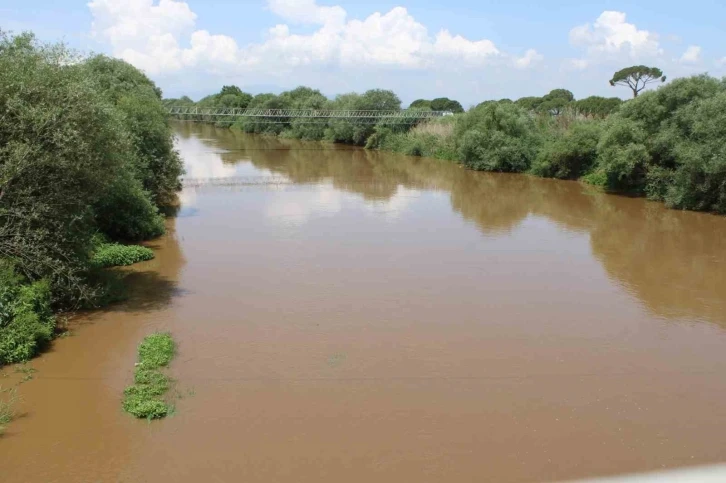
2;0;725;105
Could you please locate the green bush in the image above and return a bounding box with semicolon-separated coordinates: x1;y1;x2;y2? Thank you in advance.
93;171;165;241
654;91;726;212
91;244;154;268
532;121;603;179
592;74;726;205
1;32;179;310
455;102;540;172
0;262;55;365
595;117;650;191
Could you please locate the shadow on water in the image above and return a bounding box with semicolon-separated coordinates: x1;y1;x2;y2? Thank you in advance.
175;121;726;327
106;270;185;314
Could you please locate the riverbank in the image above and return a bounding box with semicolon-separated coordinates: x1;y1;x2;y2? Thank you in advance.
175;74;726;216
0;32;182;370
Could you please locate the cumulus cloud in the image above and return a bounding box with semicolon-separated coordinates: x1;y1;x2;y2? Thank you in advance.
514;49;543;69
89;0;509;75
679;45;701;63
569;11;662;59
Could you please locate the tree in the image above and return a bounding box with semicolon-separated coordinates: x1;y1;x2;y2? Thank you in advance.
573;96;622;118
514;96;543;111
538;89;575;115
409;99;431;110
359;89;401;111
220;85;243;97
430;97;464;113
609;66;666;98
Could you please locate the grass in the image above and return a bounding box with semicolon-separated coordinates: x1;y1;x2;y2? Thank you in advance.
0;386;19;436
92;243;154;268
122;332;176;420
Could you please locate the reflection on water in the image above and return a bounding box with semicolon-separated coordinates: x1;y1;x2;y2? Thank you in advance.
176;122;726;326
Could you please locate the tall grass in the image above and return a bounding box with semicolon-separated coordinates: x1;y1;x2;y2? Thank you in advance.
376;117;458;161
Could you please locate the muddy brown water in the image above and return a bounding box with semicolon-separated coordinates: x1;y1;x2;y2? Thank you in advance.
3;122;726;482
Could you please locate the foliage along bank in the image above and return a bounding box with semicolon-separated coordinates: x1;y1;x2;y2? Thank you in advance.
0;32;182;366
172;74;726;216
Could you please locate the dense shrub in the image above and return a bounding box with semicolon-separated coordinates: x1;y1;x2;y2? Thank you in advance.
455;102;540;172
0;262;55;365
652;91;726;212
591;75;726;206
91;244;155;268
532;121;604;179
93;172;165;241
83;56;183;208
595;117;650;191
0;31;177;364
1;32;132;300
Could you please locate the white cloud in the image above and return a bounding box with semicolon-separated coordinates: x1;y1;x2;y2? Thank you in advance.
89;0;508;75
718;57;726;66
565;58;589;70
268;0;346;26
570;11;662;60
514;49;543;69
679;45;701;63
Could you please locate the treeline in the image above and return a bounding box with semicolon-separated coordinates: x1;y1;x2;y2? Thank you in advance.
165;86;408;145
0;32;182;365
174;75;726;214
509;89;622;117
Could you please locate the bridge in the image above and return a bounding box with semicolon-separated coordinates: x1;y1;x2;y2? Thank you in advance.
166;106;451;124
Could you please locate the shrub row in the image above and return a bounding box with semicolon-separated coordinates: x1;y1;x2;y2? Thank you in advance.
377;75;726;214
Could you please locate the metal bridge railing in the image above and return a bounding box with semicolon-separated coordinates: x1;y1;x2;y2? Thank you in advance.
166;106;451;122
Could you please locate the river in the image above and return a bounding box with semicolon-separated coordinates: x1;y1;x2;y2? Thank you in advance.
3;122;726;482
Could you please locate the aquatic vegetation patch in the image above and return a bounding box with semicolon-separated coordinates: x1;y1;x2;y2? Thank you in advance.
122;333;176;420
92;243;155;268
0;386;20;436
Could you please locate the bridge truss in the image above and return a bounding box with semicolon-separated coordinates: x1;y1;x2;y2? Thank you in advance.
166;106;451;124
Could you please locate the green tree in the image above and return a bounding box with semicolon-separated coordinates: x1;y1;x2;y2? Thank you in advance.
514;96;543;111
220;85;244;97
409;99;432;110
84;55;183;209
1;33;130;298
573;96;622;118
538;89;574;115
430;98;465;113
609;66;666;98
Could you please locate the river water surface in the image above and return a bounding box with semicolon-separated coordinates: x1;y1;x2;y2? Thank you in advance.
4;122;726;482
